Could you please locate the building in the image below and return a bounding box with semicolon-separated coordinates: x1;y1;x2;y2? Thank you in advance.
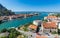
43;22;57;33
33;20;42;26
33;20;43;34
28;20;43;33
28;24;37;31
58;22;60;29
44;16;57;21
44;16;60;30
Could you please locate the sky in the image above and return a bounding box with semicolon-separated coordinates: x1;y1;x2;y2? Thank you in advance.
0;0;60;12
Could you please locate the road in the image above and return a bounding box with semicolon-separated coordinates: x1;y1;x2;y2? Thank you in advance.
16;28;36;38
16;28;60;38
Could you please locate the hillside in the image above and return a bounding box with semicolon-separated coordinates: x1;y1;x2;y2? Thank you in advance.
0;4;15;16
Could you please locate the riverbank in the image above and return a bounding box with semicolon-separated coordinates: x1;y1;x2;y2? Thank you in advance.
0;13;38;24
17;22;33;32
0;13;48;31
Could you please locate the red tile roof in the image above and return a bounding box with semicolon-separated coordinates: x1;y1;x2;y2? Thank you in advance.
47;16;57;19
29;24;37;30
43;22;57;29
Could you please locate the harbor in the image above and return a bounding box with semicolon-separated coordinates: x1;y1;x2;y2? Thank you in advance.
0;13;48;30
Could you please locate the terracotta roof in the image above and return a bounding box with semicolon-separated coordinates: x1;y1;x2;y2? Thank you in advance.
29;24;37;30
36;35;48;38
47;16;57;19
43;22;57;29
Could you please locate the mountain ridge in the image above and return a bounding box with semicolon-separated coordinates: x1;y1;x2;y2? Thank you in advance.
0;4;15;16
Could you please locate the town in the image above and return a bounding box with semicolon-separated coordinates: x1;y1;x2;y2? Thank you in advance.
0;13;38;22
0;13;60;38
0;0;60;38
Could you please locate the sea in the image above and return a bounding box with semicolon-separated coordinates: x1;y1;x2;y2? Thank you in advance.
0;12;48;31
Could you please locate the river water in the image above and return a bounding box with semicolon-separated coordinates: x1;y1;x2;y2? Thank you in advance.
0;12;48;30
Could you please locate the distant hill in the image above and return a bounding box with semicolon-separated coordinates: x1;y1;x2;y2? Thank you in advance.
15;11;41;14
0;4;15;16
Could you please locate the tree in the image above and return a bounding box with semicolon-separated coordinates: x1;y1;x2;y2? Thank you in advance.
1;28;8;33
0;4;15;16
0;20;2;24
43;19;48;22
9;32;16;38
18;27;20;29
0;36;7;38
58;29;60;35
8;28;21;38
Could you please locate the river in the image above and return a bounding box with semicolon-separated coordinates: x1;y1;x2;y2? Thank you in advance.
0;12;48;30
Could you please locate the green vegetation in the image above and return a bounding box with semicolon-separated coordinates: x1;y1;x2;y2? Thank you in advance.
43;19;48;22
17;35;28;38
58;29;60;35
18;22;32;31
0;28;27;38
0;4;15;16
8;28;21;38
24;22;32;27
50;13;60;17
0;36;7;38
23;27;29;31
51;31;58;34
0;20;2;24
0;28;8;33
56;14;60;17
18;27;20;29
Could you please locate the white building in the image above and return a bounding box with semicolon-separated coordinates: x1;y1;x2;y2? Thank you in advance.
33;20;43;34
44;16;57;22
33;20;42;26
58;22;60;29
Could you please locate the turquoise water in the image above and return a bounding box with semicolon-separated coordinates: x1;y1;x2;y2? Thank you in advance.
0;13;48;30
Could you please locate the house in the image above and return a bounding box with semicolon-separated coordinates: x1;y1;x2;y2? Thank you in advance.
33;20;42;26
33;20;43;33
28;24;37;31
44;16;57;21
44;16;60;29
43;22;57;33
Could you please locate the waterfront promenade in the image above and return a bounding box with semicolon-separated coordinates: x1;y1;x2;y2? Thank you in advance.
0;14;38;20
